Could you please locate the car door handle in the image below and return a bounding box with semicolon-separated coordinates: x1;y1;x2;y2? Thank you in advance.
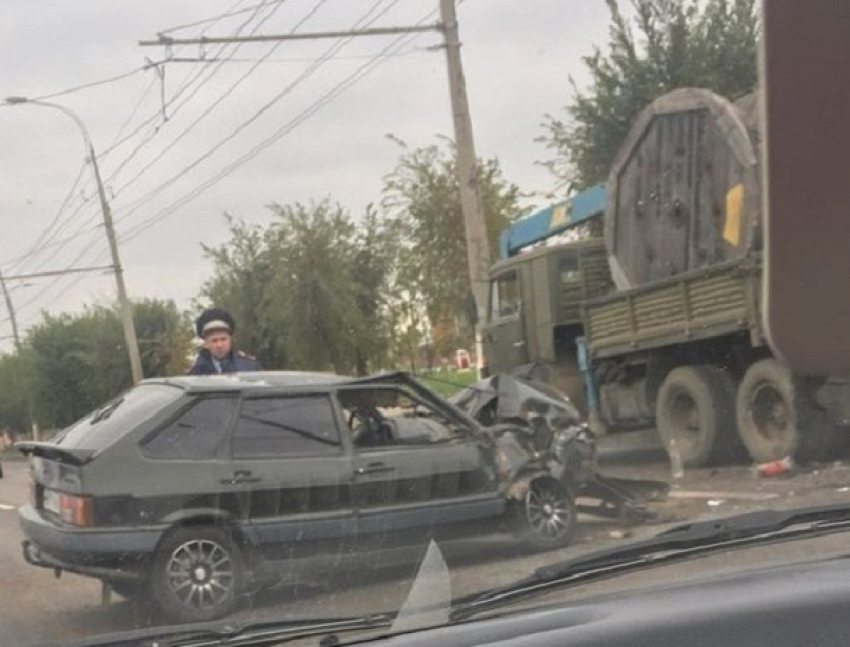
356;463;396;476
220;470;263;485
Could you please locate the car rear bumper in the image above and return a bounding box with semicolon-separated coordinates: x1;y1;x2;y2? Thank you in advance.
19;504;163;582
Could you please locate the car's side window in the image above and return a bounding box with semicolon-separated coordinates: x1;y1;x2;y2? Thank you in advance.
142;397;236;460
231;395;342;458
339;388;459;450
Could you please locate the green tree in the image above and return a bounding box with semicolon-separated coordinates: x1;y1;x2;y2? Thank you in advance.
200;216;286;369
382;138;521;355
26;299;192;428
350;205;400;374
540;0;759;190
201;200;398;376
0;350;34;435
268;200;364;374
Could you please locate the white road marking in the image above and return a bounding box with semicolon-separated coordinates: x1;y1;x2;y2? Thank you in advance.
0;504;16;511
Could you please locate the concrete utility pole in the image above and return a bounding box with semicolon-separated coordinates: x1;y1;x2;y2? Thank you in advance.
5;97;144;384
438;0;490;370
89;140;144;385
140;0;491;372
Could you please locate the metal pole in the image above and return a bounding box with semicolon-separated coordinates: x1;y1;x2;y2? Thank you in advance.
2;265;116;282
438;0;490;372
139;24;441;46
4;97;144;384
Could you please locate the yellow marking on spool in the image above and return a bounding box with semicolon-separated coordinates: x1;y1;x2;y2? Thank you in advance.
724;183;744;246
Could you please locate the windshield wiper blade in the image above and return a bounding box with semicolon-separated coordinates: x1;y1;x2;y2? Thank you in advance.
450;502;850;622
61;613;395;647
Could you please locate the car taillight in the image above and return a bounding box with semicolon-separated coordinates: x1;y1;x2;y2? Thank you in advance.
58;493;94;527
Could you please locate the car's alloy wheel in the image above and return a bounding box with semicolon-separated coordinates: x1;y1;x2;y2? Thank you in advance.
514;477;576;551
152;526;243;623
166;538;234;610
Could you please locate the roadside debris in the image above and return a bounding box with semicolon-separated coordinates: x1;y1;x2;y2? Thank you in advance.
755;457;794;478
667;490;780;502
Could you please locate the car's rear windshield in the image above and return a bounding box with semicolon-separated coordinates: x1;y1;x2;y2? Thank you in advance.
54;384;184;451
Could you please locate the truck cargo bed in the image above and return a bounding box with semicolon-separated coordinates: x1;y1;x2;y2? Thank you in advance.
584;256;762;359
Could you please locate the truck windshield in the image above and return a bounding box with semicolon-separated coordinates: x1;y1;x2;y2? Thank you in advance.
53;384;183;452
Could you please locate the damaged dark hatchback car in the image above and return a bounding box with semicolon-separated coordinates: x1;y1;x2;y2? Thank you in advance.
16;371;583;624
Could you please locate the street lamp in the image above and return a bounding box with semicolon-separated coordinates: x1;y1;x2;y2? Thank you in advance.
5;96;144;384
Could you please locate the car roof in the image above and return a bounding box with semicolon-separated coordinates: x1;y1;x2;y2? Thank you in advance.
143;371;359;393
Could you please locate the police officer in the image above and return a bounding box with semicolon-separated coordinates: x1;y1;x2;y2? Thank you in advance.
189;307;262;375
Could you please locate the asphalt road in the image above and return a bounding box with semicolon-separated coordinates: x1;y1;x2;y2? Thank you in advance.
4;436;850;647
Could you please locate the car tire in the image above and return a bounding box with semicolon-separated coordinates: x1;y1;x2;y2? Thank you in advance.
151;525;244;624
736;358;839;463
512;476;577;551
656;365;739;468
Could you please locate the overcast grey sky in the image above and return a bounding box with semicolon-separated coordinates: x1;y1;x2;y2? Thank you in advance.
0;0;610;349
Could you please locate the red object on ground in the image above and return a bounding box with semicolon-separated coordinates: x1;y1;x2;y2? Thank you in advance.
757;457;794;477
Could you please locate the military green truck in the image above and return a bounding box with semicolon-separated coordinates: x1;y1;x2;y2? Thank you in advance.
483;88;850;468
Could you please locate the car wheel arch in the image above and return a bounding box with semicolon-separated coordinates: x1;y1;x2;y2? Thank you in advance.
156;510;254;558
504;470;567;501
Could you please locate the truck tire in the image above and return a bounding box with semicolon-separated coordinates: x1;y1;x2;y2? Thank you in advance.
735;358;838;463
656;365;739;468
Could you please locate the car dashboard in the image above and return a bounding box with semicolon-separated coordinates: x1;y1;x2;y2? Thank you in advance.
365;556;850;647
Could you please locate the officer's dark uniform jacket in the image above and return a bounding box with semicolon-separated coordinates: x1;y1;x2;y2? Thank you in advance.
188;348;262;375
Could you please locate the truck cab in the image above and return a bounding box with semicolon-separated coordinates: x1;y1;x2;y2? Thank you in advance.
482;188;612;412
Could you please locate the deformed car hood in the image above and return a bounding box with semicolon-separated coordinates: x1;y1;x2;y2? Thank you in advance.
450;374;581;429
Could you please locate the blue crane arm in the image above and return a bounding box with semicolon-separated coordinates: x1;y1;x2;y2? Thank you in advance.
499;184;607;258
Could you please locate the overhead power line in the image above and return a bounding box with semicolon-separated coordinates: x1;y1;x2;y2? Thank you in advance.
109;0;337;204
113;0;398;227
1;0;283;277
121;9;435;243
0;66;149;106
12;232;107;320
158;0;287;34
2;161;89;275
100;0;284;161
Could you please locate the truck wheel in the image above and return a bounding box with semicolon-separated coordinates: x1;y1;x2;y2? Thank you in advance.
512;477;577;551
656;365;738;468
735;359;838;463
151;525;244;624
